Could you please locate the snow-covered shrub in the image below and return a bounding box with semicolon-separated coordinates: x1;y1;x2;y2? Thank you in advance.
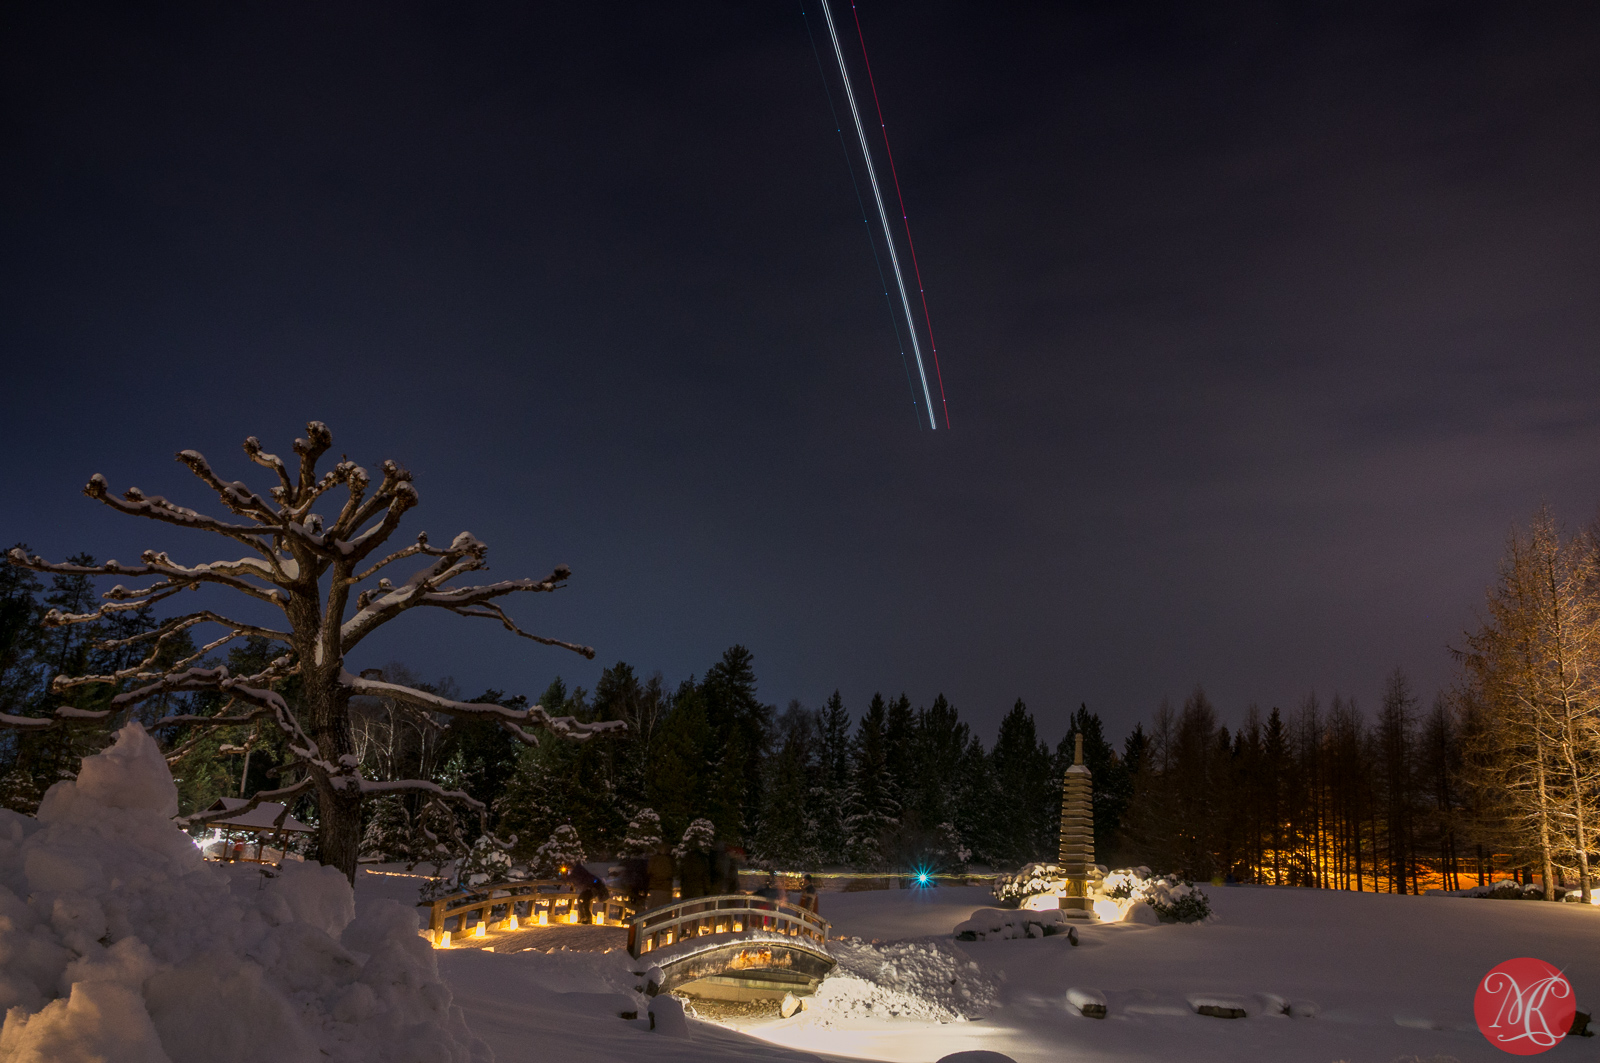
0;722;489;1063
1103;866;1152;900
618;808;663;859
992;863;1067;907
533;824;586;875
1103;867;1211;923
1460;878;1545;900
672;817;716;860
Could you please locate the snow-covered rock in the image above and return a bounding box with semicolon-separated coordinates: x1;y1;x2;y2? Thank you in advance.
0;723;490;1063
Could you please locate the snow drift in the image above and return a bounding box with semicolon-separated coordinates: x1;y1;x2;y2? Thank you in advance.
0;723;490;1063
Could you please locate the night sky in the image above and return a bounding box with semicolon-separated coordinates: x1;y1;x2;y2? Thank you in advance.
4;2;1598;745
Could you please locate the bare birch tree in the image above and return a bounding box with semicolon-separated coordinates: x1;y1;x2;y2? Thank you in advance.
4;421;621;882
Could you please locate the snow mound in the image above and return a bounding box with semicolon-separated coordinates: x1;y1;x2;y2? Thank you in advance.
953;907;1074;941
0;723;490;1063
801;937;998;1025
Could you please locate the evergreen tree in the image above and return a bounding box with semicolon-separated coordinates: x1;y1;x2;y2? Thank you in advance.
533;824;586;875
619;807;663;858
954;733;997;866
810;690;852;864
845;693;899;868
989;698;1052;868
647;679;710;843
753;701;817;866
908;694;970;867
700;646;773;848
0;545;44;721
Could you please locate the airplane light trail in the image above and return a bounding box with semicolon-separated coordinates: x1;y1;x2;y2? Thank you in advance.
849;2;950;430
817;0;938;431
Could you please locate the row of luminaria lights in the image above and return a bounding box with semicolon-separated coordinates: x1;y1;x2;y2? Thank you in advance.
430;900;603;947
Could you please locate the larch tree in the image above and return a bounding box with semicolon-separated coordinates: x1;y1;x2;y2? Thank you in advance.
1461;507;1599;900
4;421;621;882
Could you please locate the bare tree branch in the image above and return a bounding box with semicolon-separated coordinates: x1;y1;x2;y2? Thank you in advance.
447;601;596;659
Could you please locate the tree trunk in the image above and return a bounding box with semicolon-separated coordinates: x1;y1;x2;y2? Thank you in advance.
304;666;363;884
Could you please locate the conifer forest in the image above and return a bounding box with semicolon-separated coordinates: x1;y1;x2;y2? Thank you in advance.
3;504;1597;897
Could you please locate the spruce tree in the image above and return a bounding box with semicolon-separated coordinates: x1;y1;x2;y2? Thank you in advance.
811;691;852;864
990;698;1052;867
845;693;899;868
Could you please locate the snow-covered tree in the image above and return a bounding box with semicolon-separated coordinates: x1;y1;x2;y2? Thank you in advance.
845;694;899;868
3;421;622;882
456;833;521;888
673;817;716;859
533;823;586;874
618;807;663;858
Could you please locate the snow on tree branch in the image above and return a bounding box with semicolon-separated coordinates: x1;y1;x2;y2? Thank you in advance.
342;672;624;743
175;777;316;828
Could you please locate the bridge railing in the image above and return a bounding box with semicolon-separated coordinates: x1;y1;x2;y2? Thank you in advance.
627;894;831;958
421;879;635;938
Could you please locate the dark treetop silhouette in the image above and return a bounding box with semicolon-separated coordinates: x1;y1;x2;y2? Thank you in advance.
4;421;622;881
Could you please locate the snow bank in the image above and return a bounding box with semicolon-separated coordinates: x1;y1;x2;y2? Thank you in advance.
0;723;490;1063
796;936;998;1026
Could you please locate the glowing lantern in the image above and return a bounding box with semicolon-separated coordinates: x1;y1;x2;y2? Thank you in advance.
567;909;579;925
437;930;452;948
537;909;549;926
504;913;519;931
472;921;487;938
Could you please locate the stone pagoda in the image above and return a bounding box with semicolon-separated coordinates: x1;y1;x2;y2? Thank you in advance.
1057;732;1095;916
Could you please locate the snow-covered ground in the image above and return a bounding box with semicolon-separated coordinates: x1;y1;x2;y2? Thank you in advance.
357;870;1600;1063
6;729;1595;1063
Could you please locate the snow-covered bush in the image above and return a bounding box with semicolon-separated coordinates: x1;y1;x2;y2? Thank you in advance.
618;808;663;859
0;722;489;1063
992;863;1066;907
1102;866;1152;900
1103;867;1212;923
1457;878;1545;900
672;817;716;860
533;824;586;875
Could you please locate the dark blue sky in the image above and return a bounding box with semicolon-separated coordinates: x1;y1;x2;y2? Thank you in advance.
3;2;1598;746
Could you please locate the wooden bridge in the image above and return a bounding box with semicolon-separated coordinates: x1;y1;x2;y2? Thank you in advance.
422;879;635;941
628;894;835;1001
